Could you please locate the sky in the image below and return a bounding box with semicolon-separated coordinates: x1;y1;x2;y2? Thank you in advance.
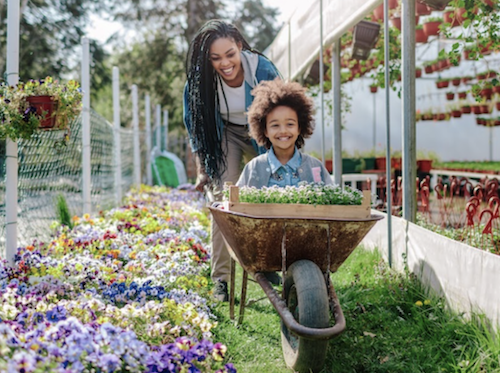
86;0;303;44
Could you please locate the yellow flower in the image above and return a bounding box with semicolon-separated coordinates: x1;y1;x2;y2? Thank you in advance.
424;299;431;305
83;213;90;220
415;300;423;307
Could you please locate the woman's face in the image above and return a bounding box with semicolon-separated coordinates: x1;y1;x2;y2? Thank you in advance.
209;37;244;87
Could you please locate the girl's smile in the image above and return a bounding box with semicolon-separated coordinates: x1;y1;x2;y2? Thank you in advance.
265;105;300;164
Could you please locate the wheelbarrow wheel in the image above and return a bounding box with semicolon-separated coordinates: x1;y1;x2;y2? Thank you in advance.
281;260;330;373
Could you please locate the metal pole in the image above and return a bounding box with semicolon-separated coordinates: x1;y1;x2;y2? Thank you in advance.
145;94;152;185
373;92;376;152
156;104;161;151
163;109;169;151
319;0;325;164
5;0;20;263
332;41;342;186
490;127;493;161
81;37;91;215
132;85;141;189
401;0;416;222
383;0;393;268
112;67;122;205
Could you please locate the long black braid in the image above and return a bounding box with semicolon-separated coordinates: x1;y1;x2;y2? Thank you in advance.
185;19;264;181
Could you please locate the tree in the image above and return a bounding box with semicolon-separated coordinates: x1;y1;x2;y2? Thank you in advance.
0;0;111;92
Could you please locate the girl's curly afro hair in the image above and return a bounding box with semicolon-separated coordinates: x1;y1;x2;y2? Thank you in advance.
247;78;315;150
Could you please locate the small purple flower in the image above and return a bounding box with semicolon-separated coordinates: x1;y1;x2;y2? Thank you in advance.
46;305;67;323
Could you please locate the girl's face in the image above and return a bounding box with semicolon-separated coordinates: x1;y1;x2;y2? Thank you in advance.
264;105;300;157
209;37;244;87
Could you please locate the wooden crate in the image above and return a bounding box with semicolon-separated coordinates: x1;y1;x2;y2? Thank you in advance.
223;186;371;219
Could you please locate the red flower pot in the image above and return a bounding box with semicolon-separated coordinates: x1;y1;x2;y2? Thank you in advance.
461;106;472;114
26;95;57;129
481;104;491;114
423;21;441;36
416;28;428;43
443;10;460;27
496;102;500;111
458;91;467;99
451;78;461;86
450;110;462;118
424;65;433;74
472;105;482;114
391;17;402;30
416;68;422;78
373;4;384;21
476;118;486;125
446;92;455;100
477;73;487;80
493;86;500;94
417;159;433;173
370;85;378;93
375;157;387;170
416;0;432;15
481;88;493;100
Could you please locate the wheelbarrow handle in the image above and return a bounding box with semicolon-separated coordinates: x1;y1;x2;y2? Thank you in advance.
254;272;346;341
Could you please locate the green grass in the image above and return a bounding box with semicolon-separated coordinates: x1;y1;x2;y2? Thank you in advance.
212;247;500;373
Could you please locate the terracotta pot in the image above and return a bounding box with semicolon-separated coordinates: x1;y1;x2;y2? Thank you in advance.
416;28;428;43
451;78;461;86
476;118;486;125
477;73;487;80
450;110;462;118
458;91;467;99
493;85;500;94
462;76;472;84
370;85;378;93
436;80;449;89
324;160;333;173
417;159;433;173
391;157;402;170
375;157;387;170
496;102;500;111
481;104;491;114
461;106;472;114
443;10;460;27
472;105;482;114
391;17;402;30
373;4;384;21
423;20;442;36
486;71;497;79
416;68;422;78
389;0;399;9
446;92;455;100
424;65;433;74
26;95;58;129
416;0;432;15
481;88;493;100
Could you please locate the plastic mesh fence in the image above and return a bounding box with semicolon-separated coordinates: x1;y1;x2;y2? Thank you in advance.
0;109;141;252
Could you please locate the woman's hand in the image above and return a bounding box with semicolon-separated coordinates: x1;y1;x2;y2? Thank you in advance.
195;172;210;193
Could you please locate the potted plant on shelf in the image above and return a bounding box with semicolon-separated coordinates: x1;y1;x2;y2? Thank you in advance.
457;91;467;99
448;103;462;118
461;102;472;114
0;77;82;141
423;17;443;37
446;91;455;100
436;77;450;89
415;24;428;43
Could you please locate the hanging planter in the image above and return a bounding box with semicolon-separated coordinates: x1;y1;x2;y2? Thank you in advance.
461;105;472;114
495;102;500;111
370;85;378;93
472;104;482;115
493;85;500;94
450;109;462;118
416;0;432;15
373;4;384;21
436;78;450;89
420;0;452;10
424;64;433;74
25;95;58;129
446;92;455;100
416;28;428;43
443;9;461;27
451;77;461;86
481;104;492;114
458;91;467;99
416;68;422;78
423;18;443;36
351;20;381;60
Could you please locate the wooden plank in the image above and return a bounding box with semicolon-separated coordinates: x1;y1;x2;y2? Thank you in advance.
224;189;371;219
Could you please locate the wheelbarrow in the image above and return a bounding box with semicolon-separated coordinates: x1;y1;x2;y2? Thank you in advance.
209;187;383;373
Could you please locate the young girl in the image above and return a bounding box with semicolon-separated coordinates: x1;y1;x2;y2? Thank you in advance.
237;78;332;188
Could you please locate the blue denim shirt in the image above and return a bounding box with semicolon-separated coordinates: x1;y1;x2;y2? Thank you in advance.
267;147;302;187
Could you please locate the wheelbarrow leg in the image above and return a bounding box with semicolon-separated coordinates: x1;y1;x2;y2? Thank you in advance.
229;258;236;321
237;270;248;325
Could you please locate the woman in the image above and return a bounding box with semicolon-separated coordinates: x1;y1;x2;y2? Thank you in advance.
183;19;281;301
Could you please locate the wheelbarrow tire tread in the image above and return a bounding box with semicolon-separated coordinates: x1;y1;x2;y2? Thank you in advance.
281;260;330;373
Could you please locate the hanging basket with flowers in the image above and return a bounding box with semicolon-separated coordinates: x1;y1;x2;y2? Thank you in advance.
0;77;82;141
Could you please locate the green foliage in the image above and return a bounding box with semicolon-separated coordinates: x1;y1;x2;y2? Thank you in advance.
213;248;500;372
0;77;82;141
225;182;364;205
55;194;73;229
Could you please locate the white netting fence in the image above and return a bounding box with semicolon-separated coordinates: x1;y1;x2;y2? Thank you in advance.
0;109;140;250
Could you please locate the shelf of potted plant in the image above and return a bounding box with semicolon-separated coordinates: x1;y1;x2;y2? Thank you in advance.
423;16;443;37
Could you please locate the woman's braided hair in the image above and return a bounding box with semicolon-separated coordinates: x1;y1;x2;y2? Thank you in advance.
185;19;260;180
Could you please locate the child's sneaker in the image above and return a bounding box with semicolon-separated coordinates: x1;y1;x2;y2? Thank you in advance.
213;279;228;302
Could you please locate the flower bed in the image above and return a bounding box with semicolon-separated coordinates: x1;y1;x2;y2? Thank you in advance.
0;185;236;373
